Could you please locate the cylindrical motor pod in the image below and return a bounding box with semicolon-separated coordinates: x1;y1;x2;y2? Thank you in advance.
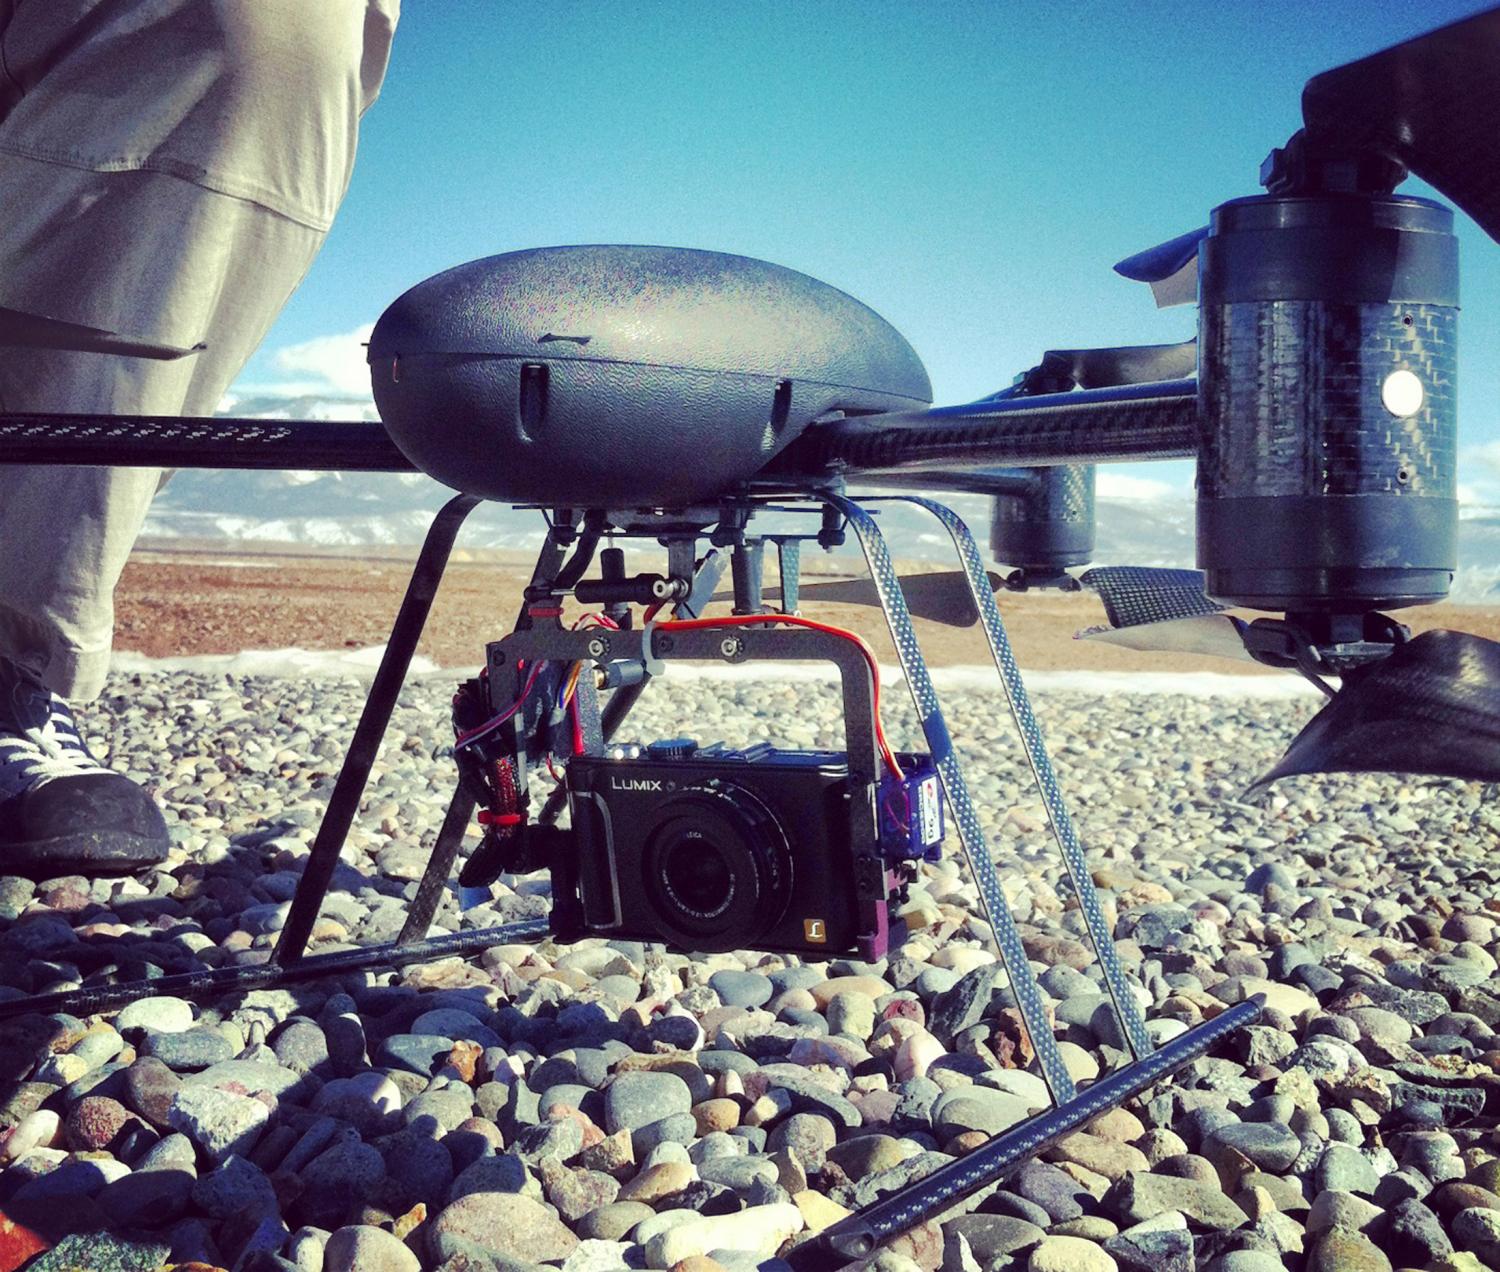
989;463;1096;570
1197;193;1458;611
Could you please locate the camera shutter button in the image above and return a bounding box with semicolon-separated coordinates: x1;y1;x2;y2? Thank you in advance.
647;738;698;760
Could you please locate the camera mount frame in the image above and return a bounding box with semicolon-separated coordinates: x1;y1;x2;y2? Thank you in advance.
485;622;902;963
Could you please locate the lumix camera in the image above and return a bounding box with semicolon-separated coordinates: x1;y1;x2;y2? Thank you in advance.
454;619;946;962
558;740;942;957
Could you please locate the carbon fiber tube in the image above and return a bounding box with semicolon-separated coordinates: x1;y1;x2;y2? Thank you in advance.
0;917;552;1021
274;494;480;966
767;379;1197;478
0;411;415;471
856;467;1040;497
786;996;1264;1270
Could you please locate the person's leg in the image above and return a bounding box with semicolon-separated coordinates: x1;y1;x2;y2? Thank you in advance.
0;0;396;874
0;203;324;876
0;197;328;701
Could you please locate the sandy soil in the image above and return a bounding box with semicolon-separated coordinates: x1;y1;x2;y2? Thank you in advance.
114;540;1500;677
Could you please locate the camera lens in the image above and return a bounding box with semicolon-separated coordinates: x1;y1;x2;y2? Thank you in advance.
660;839;734;916
641;780;793;952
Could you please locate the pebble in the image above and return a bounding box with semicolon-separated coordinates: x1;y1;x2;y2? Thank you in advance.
607;1072;693;1135
114;996;194;1035
618;1161;697;1204
296;1137;386;1227
166;1086;270;1164
324;1223;421;1272
0;670;1492;1267
1028;1234;1118;1271
140;1025;236;1071
710;971;775;1009
428;1192;580;1265
191;1154;279;1219
64;1095;130;1151
646;1202;804;1266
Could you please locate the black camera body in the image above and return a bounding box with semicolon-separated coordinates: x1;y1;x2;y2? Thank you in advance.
556;739;941;958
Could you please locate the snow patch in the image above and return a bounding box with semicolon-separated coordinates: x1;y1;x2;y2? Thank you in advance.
109;647;1313;697
112;646;448;683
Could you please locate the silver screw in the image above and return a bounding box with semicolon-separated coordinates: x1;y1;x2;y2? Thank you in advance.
719;636;743;658
587;636;608;659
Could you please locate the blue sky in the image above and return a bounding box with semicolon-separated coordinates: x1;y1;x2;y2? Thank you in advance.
234;0;1500;504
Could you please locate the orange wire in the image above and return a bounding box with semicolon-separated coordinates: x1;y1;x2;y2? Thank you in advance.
656;613;904;779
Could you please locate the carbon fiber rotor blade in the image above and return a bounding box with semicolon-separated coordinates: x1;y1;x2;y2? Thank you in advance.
710;570;1000;627
1036;340;1197;390
1077;565;1253;662
1255;629;1500;787
1302;6;1500;242
1080;566;1225;628
1081;613;1254;662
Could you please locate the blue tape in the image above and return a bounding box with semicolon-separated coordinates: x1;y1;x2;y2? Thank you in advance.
920;710;953;765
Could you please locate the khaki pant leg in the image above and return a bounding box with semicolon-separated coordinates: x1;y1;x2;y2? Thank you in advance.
0;198;327;700
0;0;395;701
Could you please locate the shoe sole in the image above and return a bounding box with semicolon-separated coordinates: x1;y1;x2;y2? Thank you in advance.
3;829;169;880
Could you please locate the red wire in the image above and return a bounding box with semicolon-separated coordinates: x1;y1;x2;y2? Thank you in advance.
656;614;904;779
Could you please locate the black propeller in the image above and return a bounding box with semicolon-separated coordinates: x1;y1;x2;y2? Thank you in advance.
1255;630;1500;789
997;340;1198;395
1298;6;1500;243
1078;570;1500;788
1111;229;1205;307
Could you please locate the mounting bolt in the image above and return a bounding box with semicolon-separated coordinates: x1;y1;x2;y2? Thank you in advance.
719;636;744;660
587;636;609;659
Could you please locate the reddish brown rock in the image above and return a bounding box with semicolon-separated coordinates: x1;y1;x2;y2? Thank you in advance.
0;1210;49;1272
64;1096;130;1152
446;1041;482;1084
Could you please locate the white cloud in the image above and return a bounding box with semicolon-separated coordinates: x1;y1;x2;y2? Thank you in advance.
1094;472;1185;501
268;322;376;398
1470;440;1500;469
1459;442;1500;513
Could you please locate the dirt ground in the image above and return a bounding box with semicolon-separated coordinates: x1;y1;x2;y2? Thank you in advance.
114;540;1500;676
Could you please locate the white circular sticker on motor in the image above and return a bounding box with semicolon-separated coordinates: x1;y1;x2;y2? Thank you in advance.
1381;369;1425;418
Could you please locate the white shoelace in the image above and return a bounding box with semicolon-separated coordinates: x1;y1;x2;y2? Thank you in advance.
0;670;113;804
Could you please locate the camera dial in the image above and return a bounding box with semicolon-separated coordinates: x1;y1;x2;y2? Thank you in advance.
640;778;794;952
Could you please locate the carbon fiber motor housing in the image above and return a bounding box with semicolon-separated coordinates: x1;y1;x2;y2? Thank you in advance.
1197;194;1458;610
989;464;1096;569
367;246;931;508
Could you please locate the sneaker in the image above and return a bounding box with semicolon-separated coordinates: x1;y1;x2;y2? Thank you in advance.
0;660;169;877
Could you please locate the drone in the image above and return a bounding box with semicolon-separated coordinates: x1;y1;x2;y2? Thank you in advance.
2;8;1499;1266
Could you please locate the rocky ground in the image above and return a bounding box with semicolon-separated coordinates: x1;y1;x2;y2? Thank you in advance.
0;667;1497;1272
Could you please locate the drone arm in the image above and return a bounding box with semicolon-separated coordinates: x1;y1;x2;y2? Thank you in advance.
770;378;1196;479
850;467;1041;497
0;411;415;472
